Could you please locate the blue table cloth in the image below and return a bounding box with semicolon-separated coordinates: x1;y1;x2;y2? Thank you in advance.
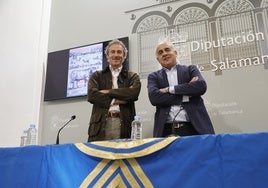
1;133;268;188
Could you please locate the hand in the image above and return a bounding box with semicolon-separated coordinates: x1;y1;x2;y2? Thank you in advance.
190;76;198;83
114;99;127;104
100;90;109;94
159;87;169;93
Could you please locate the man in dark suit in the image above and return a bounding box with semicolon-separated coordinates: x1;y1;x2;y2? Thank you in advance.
147;41;215;137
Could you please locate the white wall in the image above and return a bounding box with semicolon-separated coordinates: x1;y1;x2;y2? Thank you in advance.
2;0;267;147
42;0;157;145
42;0;268;145
0;0;51;147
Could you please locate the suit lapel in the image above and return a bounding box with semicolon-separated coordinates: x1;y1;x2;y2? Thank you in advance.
160;69;169;86
176;64;183;84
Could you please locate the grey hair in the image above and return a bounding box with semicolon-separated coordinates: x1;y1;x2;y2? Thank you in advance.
105;39;128;61
155;40;176;56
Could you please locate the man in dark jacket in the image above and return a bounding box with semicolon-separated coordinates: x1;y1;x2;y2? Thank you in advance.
87;39;141;141
147;41;215;137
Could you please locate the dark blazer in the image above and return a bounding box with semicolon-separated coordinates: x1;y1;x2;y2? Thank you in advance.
147;64;215;137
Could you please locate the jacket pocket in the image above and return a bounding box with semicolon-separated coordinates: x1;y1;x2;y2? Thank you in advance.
88;113;103;137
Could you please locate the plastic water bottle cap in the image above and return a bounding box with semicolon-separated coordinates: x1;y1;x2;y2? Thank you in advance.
30;124;35;128
134;115;140;121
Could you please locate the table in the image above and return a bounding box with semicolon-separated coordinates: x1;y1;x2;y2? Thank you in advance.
1;133;268;187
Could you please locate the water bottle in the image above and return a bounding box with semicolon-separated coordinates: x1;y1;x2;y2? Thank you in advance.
27;124;38;145
131;115;142;140
20;130;28;147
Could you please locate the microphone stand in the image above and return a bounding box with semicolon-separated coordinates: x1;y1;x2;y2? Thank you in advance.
56;115;76;145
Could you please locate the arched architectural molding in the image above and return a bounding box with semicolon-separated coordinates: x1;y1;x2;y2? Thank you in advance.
215;0;254;17
173;7;209;25
132;11;170;34
171;3;211;24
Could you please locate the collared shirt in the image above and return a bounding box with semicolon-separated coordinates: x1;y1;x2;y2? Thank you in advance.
164;65;190;123
108;65;122;112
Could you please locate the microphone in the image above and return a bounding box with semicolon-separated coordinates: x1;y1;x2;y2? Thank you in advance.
56;115;76;144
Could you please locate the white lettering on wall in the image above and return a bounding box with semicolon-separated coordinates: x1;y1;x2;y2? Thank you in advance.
198;55;268;72
191;31;264;52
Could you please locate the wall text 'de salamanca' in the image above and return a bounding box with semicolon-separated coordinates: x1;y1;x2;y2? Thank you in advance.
198;55;268;72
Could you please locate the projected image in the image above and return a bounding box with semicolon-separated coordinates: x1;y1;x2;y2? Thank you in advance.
44;37;128;101
66;43;103;97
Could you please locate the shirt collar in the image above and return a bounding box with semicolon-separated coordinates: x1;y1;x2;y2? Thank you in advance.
163;64;177;72
109;65;122;76
109;65;122;71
